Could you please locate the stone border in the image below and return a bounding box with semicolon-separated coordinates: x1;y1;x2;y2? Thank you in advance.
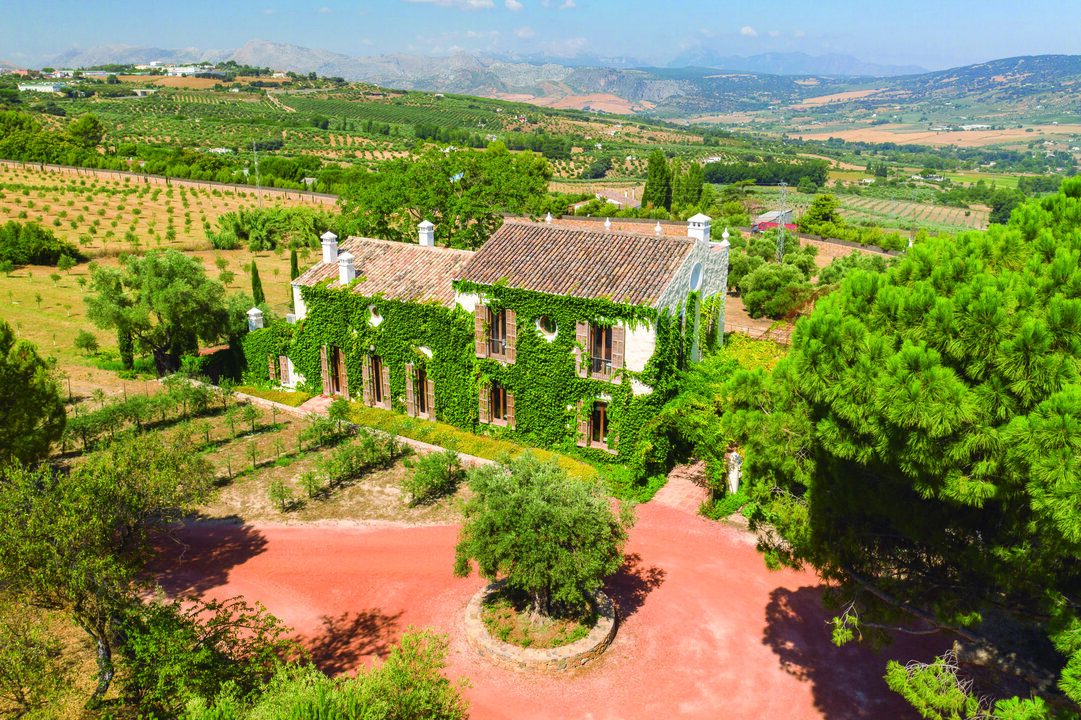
464;582;617;673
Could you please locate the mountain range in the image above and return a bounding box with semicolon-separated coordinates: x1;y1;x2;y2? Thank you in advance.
40;41;1081;118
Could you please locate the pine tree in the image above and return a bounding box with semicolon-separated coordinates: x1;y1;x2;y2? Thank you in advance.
724;178;1081;714
250;259;265;307
642;150;671;211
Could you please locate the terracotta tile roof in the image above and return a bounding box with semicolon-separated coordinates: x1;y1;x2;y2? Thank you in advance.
293;237;474;308
455;219;695;307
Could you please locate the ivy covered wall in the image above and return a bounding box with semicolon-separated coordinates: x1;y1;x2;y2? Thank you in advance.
281;280;690;471
241;322;293;385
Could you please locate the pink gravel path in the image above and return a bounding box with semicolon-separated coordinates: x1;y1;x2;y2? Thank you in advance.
157;506;945;719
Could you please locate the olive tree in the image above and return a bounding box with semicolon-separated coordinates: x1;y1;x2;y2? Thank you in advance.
453;453;633;618
0;319;65;466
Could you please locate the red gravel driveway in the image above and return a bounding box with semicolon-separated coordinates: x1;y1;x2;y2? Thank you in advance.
157;505;945;719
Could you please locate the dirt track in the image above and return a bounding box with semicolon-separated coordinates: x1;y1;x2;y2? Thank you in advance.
157;503;944;719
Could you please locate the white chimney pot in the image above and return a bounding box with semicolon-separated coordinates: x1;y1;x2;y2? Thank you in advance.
418;220;435;247
246;307;264;332
687;213;711;244
338;251;356;285
321;231;339;264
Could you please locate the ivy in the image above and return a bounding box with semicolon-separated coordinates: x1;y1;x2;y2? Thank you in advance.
241;322;293;386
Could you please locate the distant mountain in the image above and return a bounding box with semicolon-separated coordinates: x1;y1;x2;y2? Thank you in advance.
666;50;926;77
0;58;19;71
49;44;231;68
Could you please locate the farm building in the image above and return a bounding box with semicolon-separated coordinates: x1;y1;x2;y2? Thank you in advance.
251;215;728;461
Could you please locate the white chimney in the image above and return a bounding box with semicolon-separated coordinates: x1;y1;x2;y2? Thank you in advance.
338;251;355;285
320;231;338;264
604;217;612;231
545;212;553;224
418;220;435;247
246;307;264;332
655;221;663;236
687;213;711;243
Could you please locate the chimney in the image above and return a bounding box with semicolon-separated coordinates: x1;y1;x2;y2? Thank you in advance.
320;230;338;264
418;220;435;247
338;251;355;285
246;307;264;332
687;213;711;244
604;217;612;231
655;221;663;236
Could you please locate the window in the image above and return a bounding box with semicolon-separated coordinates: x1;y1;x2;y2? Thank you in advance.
474;304;516;363
321;346;349;398
537;315;557;339
577;398;616;454
689;262;703;292
362;353;390;409
576;322;625;380
406;362;435;420
479;380;514;428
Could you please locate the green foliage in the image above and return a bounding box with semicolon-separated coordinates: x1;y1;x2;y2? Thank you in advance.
65;113;106;148
0;435;215;701
0;599;70;715
724;178;1081;709
883;655;983;720
211;206;337;252
0;220;81;266
267;479;293;512
0;319;65;466
317;430;408;487
454;453;634;618
240;321;293;385
184;628;468;720
86;249;238;375
74;328;99;355
120;597;299;716
815;250;891;286
339;145;551;249
642;149;672;210
250;260;265;306
328;396;351;431
235;385;312;407
738;262;810;319
402;449;465;506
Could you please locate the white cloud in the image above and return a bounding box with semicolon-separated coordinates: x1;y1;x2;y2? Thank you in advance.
546;36;587;55
400;0;496;8
740;26;757;37
794;29;805;37
768;30;780;38
505;0;524;9
698;28;717;38
262;8;276;14
467;29;500;38
540;0;551;6
362;38;374;45
560;0;576;7
514;25;536;38
316;6;332;12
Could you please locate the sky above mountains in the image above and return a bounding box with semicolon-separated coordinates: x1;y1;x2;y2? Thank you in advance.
3;0;1079;71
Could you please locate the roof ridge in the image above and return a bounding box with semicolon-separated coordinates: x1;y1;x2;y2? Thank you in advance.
500;218;695;244
344;236;476;256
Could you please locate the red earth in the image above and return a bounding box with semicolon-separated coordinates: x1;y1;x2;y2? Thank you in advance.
156;501;946;719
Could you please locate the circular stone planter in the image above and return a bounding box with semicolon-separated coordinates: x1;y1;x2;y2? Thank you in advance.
464;582;618;673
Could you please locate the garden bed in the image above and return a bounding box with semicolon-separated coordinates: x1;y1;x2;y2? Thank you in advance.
481;587;597;649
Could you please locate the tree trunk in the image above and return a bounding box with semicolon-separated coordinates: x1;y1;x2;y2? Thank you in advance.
88;635;113;707
530;588;551;619
152;347;180;377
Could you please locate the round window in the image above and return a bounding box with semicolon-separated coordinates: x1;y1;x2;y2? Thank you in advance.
689;262;703;292
537;315;557;337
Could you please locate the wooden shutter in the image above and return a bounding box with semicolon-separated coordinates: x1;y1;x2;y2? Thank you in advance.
268;356;277;382
576;322;589;378
380;363;391;409
611;325;626;373
320;345;331;396
425;378;435;420
505;309;517;364
576;399;589;447
506;391;515;429
474;303;488;359
338;350;349;399
362;355;372;406
405;363;416;417
279;356;290;384
479;383;490;424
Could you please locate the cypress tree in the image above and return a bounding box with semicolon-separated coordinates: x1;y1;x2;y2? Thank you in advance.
250;260;265;307
117;326;133;371
642;150;671;211
289;248;299;281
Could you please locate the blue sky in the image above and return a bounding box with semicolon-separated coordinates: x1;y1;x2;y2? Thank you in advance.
2;0;1079;70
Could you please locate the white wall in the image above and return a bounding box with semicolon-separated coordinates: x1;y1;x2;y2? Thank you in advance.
454;290;482;313
292;284;307;320
622;321;655;374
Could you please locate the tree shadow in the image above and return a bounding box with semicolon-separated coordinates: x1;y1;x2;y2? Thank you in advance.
604;552;666;619
151;516;269;598
300;609;403;675
762;586;951;719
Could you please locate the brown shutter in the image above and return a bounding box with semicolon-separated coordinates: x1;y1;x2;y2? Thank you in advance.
320;346;331;396
338;350;349;400
362;355;372;406
268;355;277;381
506;391;515;429
505;309;517;364
279;356;290;384
479;383;490;424
405;363;416;417
575;321;589;379
474;303;488;359
380;363;391;409
425;378;435;420
611;325;626;372
576;399;589;447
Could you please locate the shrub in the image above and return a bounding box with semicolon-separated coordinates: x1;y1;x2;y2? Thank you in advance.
73;329;99;356
402;450;465;506
267;479;293;511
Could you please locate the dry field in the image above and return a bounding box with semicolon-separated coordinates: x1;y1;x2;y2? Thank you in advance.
838;195;989;231
796;124;1081;147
